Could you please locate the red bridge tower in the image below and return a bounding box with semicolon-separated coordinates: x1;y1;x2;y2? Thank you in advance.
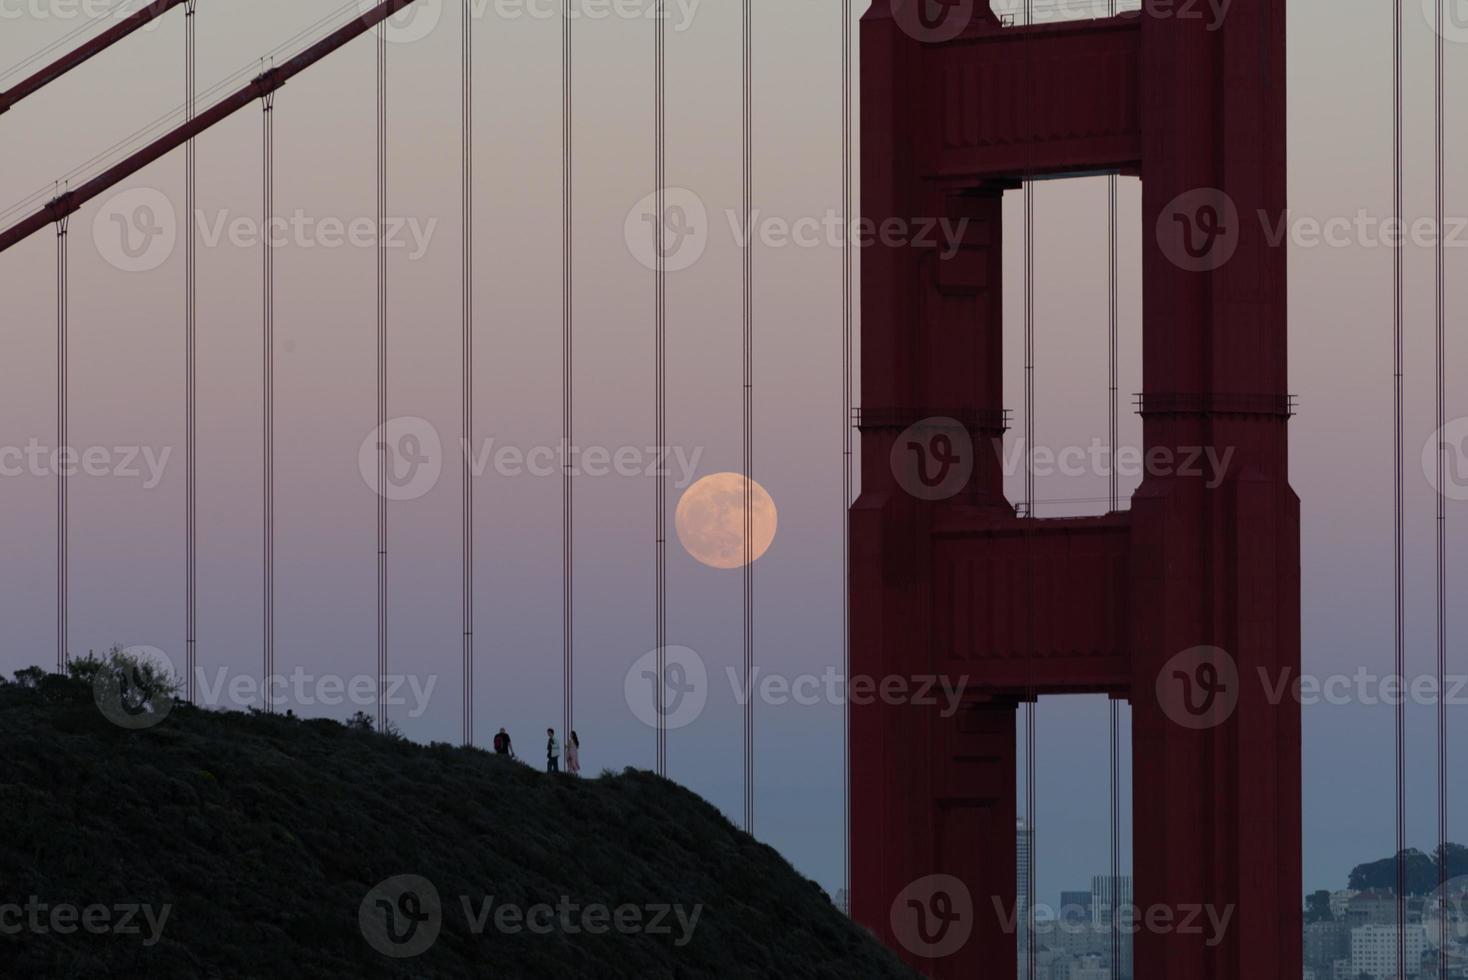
849;2;1300;978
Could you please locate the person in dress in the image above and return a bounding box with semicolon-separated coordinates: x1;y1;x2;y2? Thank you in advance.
566;730;581;775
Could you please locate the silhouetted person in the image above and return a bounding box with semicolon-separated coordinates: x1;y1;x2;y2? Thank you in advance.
546;728;559;773
566;730;581;775
493;727;514;758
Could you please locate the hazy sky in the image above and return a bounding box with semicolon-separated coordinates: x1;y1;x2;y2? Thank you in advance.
1;0;1466;913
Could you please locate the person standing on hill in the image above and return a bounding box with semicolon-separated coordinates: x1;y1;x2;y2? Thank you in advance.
566;730;581;775
546;728;560;773
493;728;514;759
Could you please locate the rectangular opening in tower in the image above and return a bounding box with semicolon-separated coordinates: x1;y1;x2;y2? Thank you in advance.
990;0;1145;25
1016;695;1135;980
1002;175;1142;518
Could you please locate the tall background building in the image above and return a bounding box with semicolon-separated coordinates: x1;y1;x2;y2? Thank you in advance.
1090;875;1133;930
1018;819;1033;969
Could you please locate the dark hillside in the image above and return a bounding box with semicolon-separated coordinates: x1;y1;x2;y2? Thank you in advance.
0;665;918;979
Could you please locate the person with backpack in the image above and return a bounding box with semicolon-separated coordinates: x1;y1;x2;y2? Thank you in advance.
546;728;560;773
566;730;581;775
493;728;514;758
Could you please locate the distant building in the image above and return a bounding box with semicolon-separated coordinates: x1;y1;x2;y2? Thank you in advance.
1347;890;1400;930
1331;890;1360;919
1069;953;1113;980
1305;920;1348;971
1091;875;1133;930
1061;891;1093;924
1351;923;1429;978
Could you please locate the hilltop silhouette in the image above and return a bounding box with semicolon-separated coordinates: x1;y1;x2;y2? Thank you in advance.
0;659;917;979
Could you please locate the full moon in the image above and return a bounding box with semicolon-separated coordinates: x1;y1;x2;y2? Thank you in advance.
675;473;778;569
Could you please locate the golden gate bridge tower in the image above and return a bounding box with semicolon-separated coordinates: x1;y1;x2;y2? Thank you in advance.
849;1;1300;977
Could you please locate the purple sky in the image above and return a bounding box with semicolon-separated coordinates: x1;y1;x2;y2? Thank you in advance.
1;0;1466;910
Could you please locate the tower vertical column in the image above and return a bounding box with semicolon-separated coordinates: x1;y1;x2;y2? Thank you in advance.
851;6;1015;978
1130;1;1298;978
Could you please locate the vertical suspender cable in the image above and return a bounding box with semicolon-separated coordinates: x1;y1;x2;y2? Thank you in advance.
562;0;574;759
1391;2;1407;974
1022;0;1035;521
461;0;475;748
376;30;388;732
654;0;667;778
1106;3;1120;976
1110;696;1121;978
1434;2;1448;975
262;88;276;712
1106;89;1118;508
840;0;853;910
185;0;198;703
56;215;69;673
1025;29;1037;980
1022;195;1035;518
741;0;755;838
1025;691;1036;980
